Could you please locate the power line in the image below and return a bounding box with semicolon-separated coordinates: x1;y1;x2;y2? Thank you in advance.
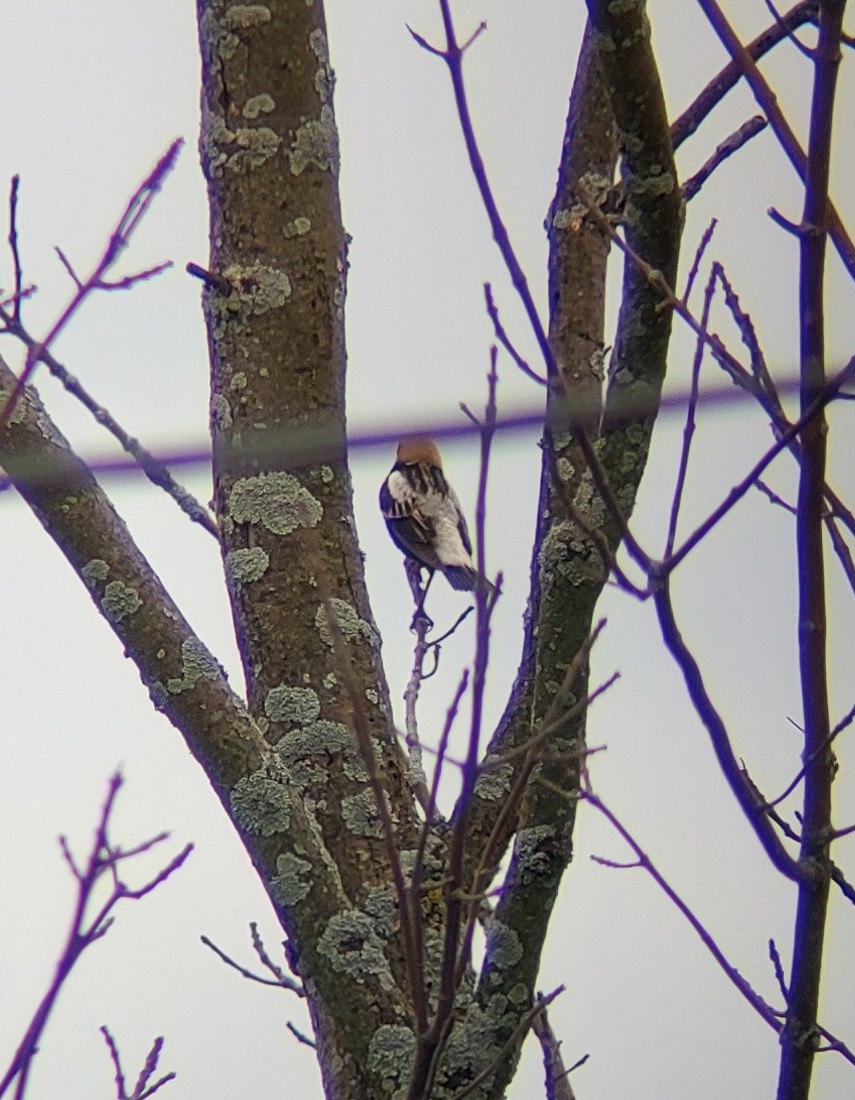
1;372;850;492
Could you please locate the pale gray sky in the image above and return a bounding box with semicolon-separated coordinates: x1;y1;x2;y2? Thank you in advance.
2;2;854;1098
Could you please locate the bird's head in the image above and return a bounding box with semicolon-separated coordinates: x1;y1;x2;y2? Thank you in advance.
396;437;443;469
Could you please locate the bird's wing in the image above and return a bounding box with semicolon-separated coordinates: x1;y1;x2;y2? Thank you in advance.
379;475;442;570
446;484;473;556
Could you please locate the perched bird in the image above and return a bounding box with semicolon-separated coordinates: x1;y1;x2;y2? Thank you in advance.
379;437;483;595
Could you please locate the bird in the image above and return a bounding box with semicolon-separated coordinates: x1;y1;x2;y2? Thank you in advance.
379;437;486;598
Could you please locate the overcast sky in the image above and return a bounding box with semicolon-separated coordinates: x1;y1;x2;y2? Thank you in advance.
2;2;854;1098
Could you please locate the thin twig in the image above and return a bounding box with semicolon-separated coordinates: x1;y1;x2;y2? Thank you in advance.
583;786;783;1031
682;116;768;202
671;1;819;149
484;283;546;386
532;1005;580;1100
761;0;816;59
7;176;23;324
0;774;190;1100
681;218;718;306
0;306;216;534
696;0;855;281
665;263;717;557
0;139;182;432
200;932;303;993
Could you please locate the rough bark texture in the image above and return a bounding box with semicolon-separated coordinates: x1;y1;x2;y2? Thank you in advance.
195;3;424;1096
1;3;685;1097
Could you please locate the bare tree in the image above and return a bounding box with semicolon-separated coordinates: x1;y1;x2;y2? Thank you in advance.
1;2;853;1099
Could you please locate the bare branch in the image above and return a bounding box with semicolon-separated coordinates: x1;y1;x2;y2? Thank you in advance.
682;116;768;202
0;139;181;430
696;0;855;280
671;1;819;149
200;932;303;993
0;776;188;1100
665;263;717;557
583;785;784;1031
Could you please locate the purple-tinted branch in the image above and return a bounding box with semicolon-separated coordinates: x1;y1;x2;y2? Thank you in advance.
761;0;818;58
585;786;784;1030
286;1021;317;1049
779;3;843;1090
665;265;717;557
407;667;469;1065
681;218;718;305
666;355;855;574
756;479;797;514
826;511;855;595
7;176;23;323
531;1006;581;1100
484;283;547;386
682;116;768;202
410;6;554;380
100;1027;175;1100
653;580;803;882
696;0;855;281
769;938;790;1000
200;931;303;993
0;139;181;431
0;309;216;534
0;775;189;1100
671;1;819;149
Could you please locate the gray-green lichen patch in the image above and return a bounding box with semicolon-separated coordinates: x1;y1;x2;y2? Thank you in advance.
363;885;397;936
226;546;270;585
283;216;312;238
270;851;313;906
315;598;376;648
322;672;337;690
367;1025;415;1097
317;910;393;991
278;719;354;790
265;684;320;727
538;520;590;590
288;105;339;175
438;995;518;1095
204;114;281;174
0;388;27;426
229;473;322;535
230;769;292;835
100;580;141;622
341;790;383;838
474;760;513;801
308;27;328;64
166;637;222;694
243;93;275;119
515;825;555;884
230;372;248;391
485;921;523;979
211;393;233;431
81;559;110;587
223;261;291;314
309;28;333;105
223;4;271;30
233;126;280;169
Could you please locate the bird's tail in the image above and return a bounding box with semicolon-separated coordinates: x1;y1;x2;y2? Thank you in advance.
445;565;496;594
